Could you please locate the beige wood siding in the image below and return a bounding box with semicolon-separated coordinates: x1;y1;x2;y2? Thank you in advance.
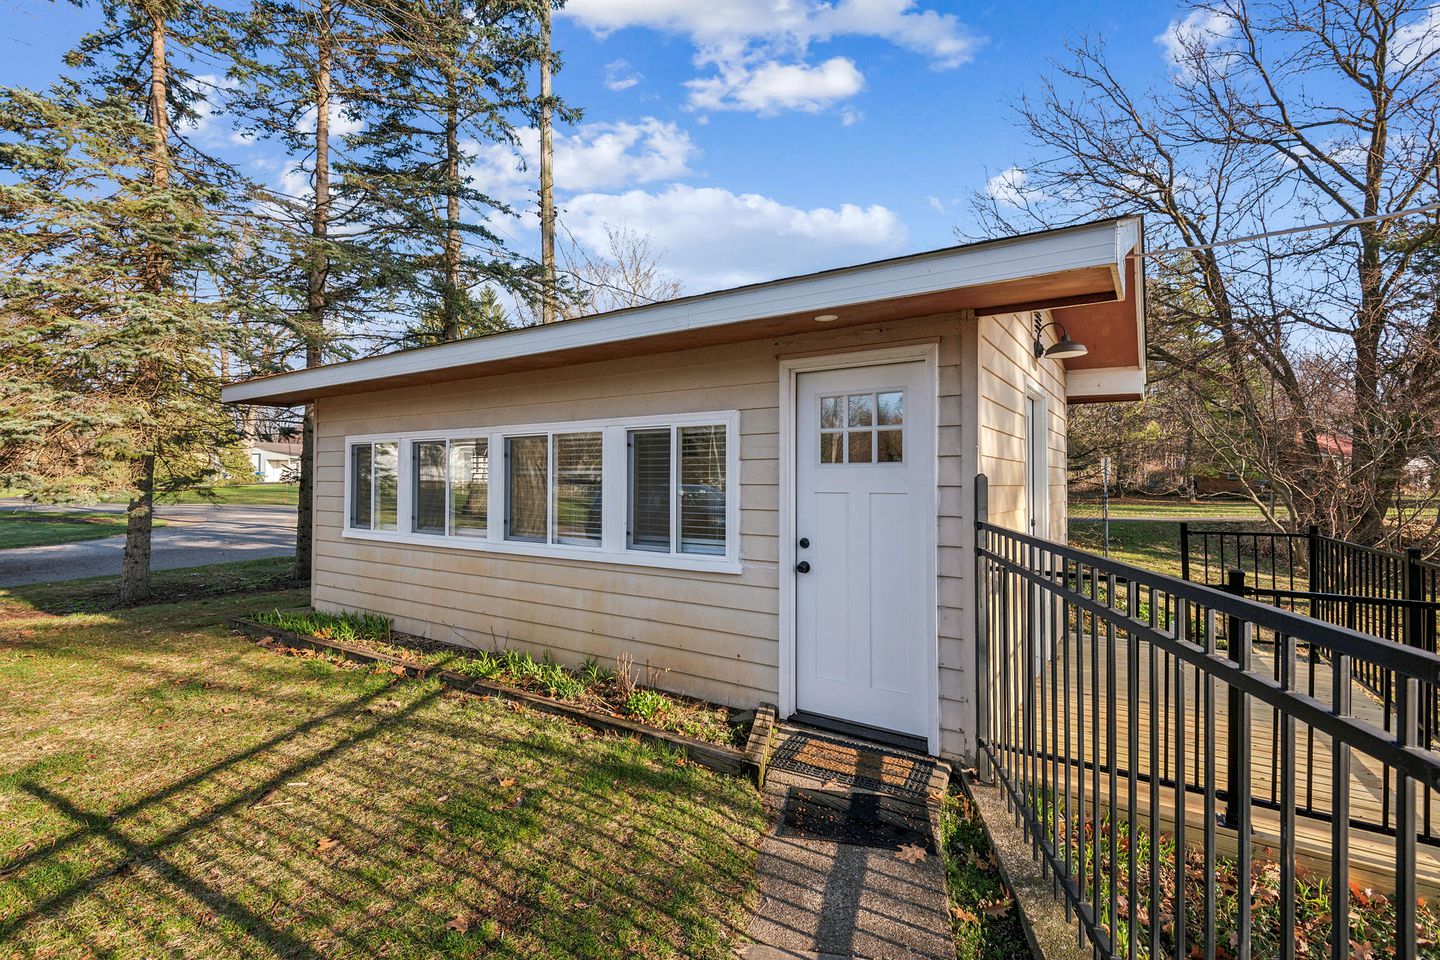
939;311;1068;759
310;309;1057;760
313;316;967;716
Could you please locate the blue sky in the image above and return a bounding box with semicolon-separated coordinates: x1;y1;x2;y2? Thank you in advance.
0;0;1196;295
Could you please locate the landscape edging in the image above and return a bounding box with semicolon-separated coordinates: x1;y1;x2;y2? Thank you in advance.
227;617;753;777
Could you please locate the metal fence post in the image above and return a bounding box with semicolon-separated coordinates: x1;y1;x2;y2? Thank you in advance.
1405;548;1424;651
1307;525;1321;620
975;473;991;781
1225;568;1246;829
1179;521;1191;583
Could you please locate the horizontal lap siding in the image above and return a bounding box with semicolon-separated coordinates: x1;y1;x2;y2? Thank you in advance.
313;339;783;708
312;317;969;715
939;312;1067;759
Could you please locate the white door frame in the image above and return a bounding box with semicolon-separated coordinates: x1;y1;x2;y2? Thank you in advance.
778;341;941;754
1024;385;1050;539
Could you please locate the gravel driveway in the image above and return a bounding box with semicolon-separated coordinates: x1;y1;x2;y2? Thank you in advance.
0;502;297;586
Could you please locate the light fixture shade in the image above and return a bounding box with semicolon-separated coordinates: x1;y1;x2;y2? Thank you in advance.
1044;336;1089;360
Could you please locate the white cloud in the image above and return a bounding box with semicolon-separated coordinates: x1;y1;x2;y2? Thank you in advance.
560;183;908;292
685;57;865;114
1156;9;1237;67
604;58;643;91
985;167;1044;207
564;0;980;116
295;100;365;139
468;117;700;204
565;0;980;66
926;195;945;213
1392;6;1440;70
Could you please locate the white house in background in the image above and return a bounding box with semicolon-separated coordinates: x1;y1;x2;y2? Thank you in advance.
244;441;302;483
221;218;1147;759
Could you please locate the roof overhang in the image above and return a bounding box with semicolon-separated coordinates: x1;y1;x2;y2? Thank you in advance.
222;216;1147;407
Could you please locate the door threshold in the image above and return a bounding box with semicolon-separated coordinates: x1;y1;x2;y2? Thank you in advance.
787;711;929;757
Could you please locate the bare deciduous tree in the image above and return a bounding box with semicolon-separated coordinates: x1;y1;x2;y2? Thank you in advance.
974;0;1440;546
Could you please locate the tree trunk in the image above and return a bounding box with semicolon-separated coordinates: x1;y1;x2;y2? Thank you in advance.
538;3;555;323
119;7;171;604
442;66;462;341
119;455;156;604
297;0;332;583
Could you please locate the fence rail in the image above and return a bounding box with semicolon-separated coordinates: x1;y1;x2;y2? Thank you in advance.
1181;523;1440;843
976;476;1440;960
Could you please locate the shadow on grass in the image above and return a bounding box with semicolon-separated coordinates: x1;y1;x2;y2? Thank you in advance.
2;556;304;616
0;620;762;959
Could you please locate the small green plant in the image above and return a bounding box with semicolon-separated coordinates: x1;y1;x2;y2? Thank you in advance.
451;652;502;680
578;657;611;687
625;689;670;722
255;608;393;646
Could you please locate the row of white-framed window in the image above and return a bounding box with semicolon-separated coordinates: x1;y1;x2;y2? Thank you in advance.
344;412;738;567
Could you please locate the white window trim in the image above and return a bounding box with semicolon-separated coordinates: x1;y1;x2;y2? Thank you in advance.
341;410;742;574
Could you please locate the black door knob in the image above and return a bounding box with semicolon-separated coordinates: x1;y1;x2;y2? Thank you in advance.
798;537;810;549
795;561;811;574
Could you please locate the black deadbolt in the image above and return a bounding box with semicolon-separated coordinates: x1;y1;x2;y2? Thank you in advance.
798;537;810;549
795;561;811;574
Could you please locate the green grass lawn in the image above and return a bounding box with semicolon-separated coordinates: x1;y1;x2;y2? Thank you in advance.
0;511;162;551
0;562;764;959
156;483;299;506
1069;498;1287;521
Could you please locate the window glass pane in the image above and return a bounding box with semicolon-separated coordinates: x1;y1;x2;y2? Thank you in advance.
628;428;671;552
877;428;903;463
374;442;398;531
679;425;726;555
847;430;872;464
819;431;844;464
820;395;843;429
448;439;488;537
553;432;603;546
505;435;547;542
847;394;873;427
412;441;447;534
350;444;372;529
877;391;904;425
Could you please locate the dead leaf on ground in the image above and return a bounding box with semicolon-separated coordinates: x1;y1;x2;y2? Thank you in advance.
435;794;449;804
979;897;1012;918
316;837;338;853
895;843;927;864
952;905;979;923
445;915;470;934
498;777;516;788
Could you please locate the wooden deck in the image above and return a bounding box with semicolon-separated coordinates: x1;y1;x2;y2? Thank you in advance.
988;629;1440;896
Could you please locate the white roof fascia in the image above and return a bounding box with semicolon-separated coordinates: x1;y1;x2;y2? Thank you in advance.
223;218;1136;405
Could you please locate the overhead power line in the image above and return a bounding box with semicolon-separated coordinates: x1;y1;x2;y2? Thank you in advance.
1136;200;1440;258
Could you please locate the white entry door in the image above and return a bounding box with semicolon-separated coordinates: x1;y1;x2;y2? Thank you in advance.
794;361;933;739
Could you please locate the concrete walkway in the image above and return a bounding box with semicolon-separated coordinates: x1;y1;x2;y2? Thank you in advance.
0;501;296;586
742;725;954;959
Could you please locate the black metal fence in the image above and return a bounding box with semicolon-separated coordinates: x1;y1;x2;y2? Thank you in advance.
976;477;1440;960
1181;523;1440;844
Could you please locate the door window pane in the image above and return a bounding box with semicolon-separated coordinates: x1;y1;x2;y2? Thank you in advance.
374;442;398;531
553;432;602;546
628;428;671;552
820;395;843;429
847;430;873;464
412;441;447;534
505;435;547;542
679;425;726;555
820;432;843;464
877;391;904;425
350;444;373;529
847;394;873;427
877;428;903;463
448;439;488;537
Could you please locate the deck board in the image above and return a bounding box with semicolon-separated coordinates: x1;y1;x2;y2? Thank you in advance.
986;626;1440;896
